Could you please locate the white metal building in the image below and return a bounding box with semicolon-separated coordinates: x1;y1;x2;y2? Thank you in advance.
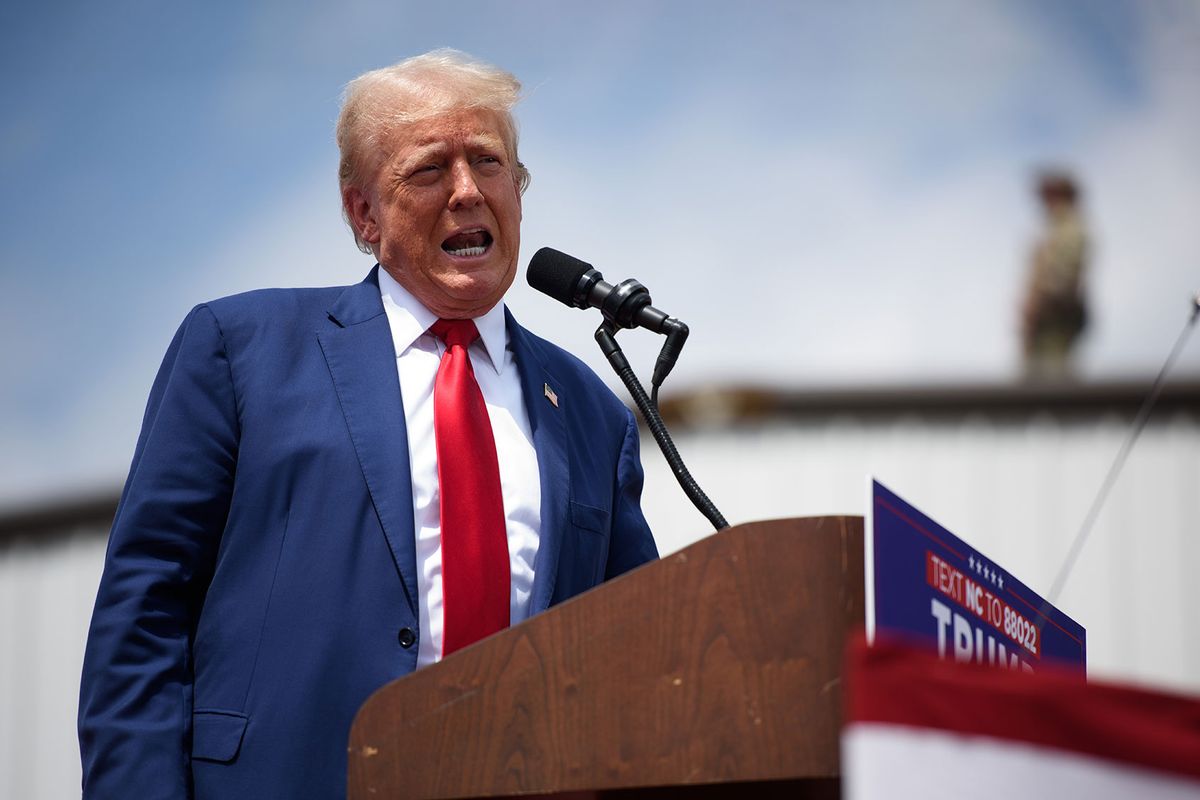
2;380;1196;798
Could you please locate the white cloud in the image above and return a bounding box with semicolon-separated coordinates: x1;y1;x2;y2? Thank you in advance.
3;2;1198;505
508;0;1200;388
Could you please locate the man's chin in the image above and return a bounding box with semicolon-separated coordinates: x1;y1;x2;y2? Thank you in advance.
443;257;515;292
425;273;515;319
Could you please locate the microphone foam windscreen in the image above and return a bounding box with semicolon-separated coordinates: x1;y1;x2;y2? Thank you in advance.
527;247;593;307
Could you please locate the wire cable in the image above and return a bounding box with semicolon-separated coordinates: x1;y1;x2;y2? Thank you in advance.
1045;294;1200;606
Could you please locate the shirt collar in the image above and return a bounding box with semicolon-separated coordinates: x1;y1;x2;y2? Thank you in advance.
377;266;509;375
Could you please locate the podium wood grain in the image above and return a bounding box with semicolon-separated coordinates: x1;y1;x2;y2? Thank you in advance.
348;516;864;798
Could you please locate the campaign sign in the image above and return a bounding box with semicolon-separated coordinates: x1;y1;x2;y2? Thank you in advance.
866;478;1086;673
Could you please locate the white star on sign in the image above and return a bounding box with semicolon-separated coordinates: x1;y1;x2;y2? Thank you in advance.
969;555;975;570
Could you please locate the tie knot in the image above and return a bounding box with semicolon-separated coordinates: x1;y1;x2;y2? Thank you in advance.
431;318;480;349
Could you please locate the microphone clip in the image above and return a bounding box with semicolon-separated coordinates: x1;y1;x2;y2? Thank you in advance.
599;277;653;330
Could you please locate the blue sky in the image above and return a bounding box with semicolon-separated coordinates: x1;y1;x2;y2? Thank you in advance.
1;1;1198;504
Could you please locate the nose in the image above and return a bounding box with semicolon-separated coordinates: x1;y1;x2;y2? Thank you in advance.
448;160;483;210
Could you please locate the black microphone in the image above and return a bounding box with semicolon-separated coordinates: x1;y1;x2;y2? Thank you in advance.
526;247;679;334
526;247;727;531
526;247;690;388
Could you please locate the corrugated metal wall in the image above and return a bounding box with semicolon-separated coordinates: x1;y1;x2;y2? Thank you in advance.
640;413;1200;693
1;529;106;800
1;411;1196;797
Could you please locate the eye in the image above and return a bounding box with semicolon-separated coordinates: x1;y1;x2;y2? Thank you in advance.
405;163;442;185
474;154;504;173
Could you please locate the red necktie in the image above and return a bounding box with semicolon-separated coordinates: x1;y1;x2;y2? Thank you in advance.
430;319;510;655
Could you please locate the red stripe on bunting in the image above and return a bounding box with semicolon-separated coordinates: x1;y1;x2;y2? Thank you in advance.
844;633;1200;781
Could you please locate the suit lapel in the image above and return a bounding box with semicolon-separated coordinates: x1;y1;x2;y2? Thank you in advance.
318;269;419;615
317;287;571;619
507;310;570;614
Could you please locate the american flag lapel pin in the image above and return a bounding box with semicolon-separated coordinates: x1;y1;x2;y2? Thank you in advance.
543;383;559;408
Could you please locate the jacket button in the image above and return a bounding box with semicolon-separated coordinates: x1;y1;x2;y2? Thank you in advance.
398;628;416;649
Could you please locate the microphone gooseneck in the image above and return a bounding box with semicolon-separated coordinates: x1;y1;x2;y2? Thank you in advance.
595;322;728;532
526;247;727;531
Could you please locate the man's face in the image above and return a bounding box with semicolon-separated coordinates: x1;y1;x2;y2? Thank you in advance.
348;107;523;319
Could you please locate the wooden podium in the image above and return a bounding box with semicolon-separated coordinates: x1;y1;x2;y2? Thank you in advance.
347;516;865;799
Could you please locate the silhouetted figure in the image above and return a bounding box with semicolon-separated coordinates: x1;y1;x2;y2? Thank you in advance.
1021;171;1089;378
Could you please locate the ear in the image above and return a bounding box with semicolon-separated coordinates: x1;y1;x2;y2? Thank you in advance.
342;185;380;246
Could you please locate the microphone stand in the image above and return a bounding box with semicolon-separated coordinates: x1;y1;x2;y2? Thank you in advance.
595;321;729;532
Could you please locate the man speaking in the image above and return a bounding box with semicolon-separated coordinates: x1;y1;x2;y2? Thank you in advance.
79;49;658;799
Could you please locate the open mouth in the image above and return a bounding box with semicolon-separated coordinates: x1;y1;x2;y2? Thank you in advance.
442;229;493;258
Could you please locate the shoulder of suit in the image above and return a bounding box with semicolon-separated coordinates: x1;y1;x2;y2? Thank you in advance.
191;284;351;336
186;284;356;351
202;284;348;318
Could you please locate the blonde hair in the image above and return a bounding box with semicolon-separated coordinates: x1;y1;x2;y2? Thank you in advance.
336;49;530;253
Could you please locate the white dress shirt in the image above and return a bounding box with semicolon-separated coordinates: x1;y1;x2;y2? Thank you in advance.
378;269;541;667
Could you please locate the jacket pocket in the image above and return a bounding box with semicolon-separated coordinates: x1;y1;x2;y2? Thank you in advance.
570;501;610;535
191;709;249;763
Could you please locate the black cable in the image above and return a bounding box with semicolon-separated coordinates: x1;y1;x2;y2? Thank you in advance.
595;323;728;531
1042;294;1200;617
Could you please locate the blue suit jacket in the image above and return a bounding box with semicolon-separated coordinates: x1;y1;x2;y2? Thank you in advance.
78;268;658;799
